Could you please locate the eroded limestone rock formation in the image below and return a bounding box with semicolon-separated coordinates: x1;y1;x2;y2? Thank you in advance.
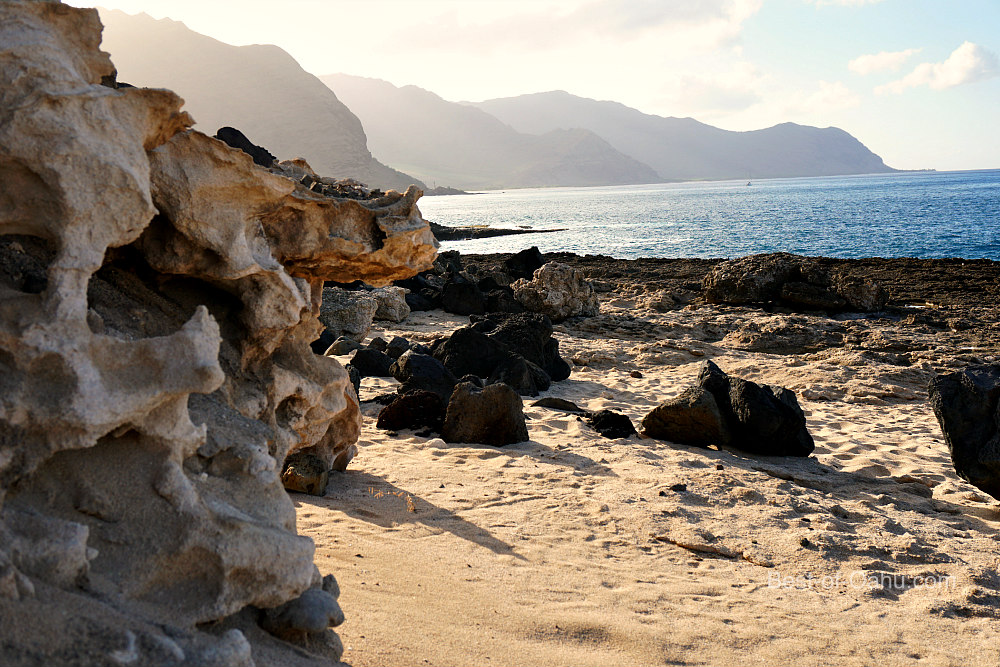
0;2;435;664
512;261;600;321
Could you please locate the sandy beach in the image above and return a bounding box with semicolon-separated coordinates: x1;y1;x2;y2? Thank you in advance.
296;254;1000;666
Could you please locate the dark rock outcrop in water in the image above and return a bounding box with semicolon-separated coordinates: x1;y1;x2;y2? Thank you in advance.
929;365;1000;500
0;3;436;664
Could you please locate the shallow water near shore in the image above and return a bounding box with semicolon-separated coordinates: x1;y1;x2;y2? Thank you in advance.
421;169;1000;260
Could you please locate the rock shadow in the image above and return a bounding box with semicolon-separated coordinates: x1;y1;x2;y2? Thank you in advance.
297;471;528;561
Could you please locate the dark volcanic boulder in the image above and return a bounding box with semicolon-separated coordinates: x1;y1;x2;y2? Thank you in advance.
310;328;337;355
586;410;637;439
376;390;446;432
531;397;587;413
384;336;411;359
542;338;572;382
346;364;361;398
641;385;730;447
405;290;437;311
473;312;569;379
643;360;813;456
214;126;276;168
504;246;546;280
442;382;529;446
484;313;552;364
726;378;814;456
260;585;345;643
929;364;1000;499
485;288;525;313
440;274;486;315
487;353;551;397
350;348;394;378
433;327;508;378
390;350;458;402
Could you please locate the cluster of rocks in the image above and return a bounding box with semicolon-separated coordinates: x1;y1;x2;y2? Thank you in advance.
0;3;436;665
393;246;599;321
641;361;814;457
338;313;575;447
703;252;888;313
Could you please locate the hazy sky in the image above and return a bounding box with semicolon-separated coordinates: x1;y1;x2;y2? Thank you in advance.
70;0;999;171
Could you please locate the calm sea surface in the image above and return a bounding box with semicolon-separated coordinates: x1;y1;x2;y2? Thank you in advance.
419;170;1000;260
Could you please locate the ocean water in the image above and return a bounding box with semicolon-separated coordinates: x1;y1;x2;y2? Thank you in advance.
418;170;1000;260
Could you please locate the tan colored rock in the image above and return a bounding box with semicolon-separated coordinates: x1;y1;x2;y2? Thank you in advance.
0;2;435;664
512;261;599;321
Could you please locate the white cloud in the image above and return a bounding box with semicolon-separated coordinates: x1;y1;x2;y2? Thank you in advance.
849;48;920;75
877;42;1000;94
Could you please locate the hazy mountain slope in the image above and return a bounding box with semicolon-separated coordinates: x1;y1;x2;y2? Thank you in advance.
474;91;895;181
322;74;660;190
98;10;422;191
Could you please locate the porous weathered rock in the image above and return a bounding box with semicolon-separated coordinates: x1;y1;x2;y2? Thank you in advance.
929;364;1000;500
0;3;435;663
371;285;410;322
703;252;802;305
441;383;529;446
319;287;378;342
281;452;330;496
512;262;599;321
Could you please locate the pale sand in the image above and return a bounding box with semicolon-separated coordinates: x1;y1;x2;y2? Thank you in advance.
297;299;1000;666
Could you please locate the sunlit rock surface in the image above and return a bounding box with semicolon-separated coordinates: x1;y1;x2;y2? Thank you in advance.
0;2;435;664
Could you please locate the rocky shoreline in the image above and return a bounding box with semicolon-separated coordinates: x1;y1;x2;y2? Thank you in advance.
464;251;1000;354
312;249;1000;665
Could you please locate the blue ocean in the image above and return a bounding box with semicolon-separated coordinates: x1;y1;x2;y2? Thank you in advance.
419;170;1000;260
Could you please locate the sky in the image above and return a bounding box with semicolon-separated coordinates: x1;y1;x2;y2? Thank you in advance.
69;0;1000;171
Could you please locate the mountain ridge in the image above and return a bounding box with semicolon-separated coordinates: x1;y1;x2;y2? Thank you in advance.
321;74;661;190
473;90;896;181
97;10;423;191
